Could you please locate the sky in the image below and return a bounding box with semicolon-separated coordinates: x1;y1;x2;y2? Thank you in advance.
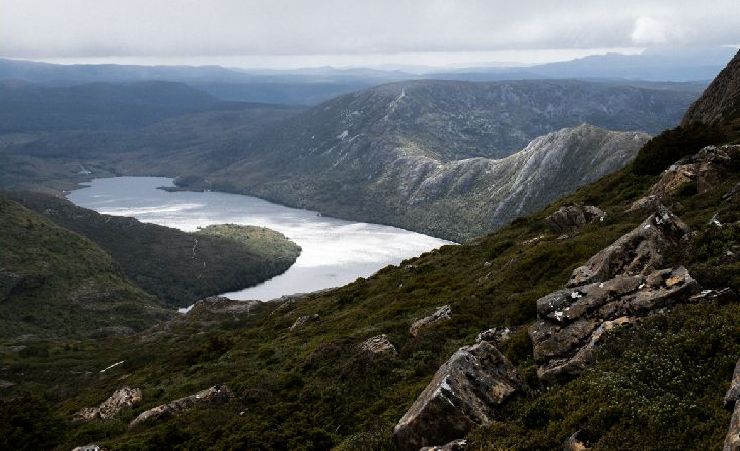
1;0;739;69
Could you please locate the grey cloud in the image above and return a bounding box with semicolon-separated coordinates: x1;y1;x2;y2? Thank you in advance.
1;0;738;59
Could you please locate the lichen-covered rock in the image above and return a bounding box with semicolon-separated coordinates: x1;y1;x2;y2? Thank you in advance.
74;386;142;422
420;438;469;451
290;313;319;331
726;361;740;451
392;341;521;450
129;384;233;428
358;334;397;357
410;305;452;337
476;327;513;346
545;205;606;234
530;267;700;383
568;206;688;287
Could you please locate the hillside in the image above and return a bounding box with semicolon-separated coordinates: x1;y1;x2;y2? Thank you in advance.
0;80;230;133
7;192;301;307
0;196;172;339
682;50;740;126
1;132;737;450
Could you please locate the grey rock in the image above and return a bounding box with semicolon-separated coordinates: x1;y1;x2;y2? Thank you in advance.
563;431;591;451
393;341;521;450
568;206;689;287
726;360;740;409
71;445;108;451
290;314;319;331
476;327;513;346
546;205;606;234
129;384;233;428
74;386;143;422
421;439;469;451
410;305;452;337
185;296;259;321
531;267;700;383
358;334;397;357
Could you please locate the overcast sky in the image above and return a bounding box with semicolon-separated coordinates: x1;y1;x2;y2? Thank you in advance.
1;0;739;68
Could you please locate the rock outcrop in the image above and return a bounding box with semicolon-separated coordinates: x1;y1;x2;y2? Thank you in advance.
358;334;397;357
392;341;521;450
410;305;452;337
725;360;740;451
129;384;233;428
184;296;259;322
545;205;606;235
530;207;703;383
74;386;142;422
631;145;740;210
290;314;319;331
531;267;699;383
682;49;740;126
420;439;469;451
568;206;689;287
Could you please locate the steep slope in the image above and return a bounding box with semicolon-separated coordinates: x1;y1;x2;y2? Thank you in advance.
0;196;172;339
213;124;647;240
682;50;740;126
2;142;737;450
8;192;300;307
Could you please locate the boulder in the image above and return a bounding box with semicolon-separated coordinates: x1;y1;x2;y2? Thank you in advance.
568;206;689;287
74;386;142;422
358;334;397;357
290;314;319;331
185;296;259;321
726;361;740;451
545;205;606;234
129;384;233;428
71;445;108;451
410;305;452;337
420;439;469;451
392;341;521;450
563;431;591;451
530;267;700;383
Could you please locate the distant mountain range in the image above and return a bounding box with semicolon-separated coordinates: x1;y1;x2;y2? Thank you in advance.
0;46;734;105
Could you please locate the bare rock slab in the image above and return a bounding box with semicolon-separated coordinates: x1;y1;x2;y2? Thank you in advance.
129;384;233;428
410;305;452;337
74;386;142;422
393;341;521;450
545;205;606;235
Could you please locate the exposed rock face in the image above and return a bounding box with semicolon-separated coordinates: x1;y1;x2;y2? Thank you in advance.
410;305;452;337
682;50;740;126
393;341;521;450
546;205;606;234
476;327;514;346
420;439;469;451
726;360;740;451
290;314;319;331
74;386;143;422
632;146;740;210
564;431;591;451
358;334;397;357
129;384;233;428
568;206;689;287
531;267;699;383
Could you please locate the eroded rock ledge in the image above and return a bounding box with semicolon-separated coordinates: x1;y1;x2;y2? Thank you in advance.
74;386;142;422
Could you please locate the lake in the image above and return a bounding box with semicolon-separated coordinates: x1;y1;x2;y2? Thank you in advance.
67;177;452;301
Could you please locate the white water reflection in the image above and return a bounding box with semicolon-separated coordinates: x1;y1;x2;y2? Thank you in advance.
68;177;452;301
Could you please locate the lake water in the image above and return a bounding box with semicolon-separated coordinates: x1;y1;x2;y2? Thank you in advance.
67;177;452;301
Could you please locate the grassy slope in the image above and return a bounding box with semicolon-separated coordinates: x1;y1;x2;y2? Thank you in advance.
0;196;172;339
1;139;737;449
8;192;301;307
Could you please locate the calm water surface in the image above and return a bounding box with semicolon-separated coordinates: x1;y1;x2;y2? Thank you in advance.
68;177;452;301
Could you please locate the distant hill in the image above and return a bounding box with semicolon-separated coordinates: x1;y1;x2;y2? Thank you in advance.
0;195;172;339
0;80;233;132
8;192;300;307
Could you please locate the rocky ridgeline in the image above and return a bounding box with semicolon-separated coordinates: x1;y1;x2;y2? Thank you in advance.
682;49;740;126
